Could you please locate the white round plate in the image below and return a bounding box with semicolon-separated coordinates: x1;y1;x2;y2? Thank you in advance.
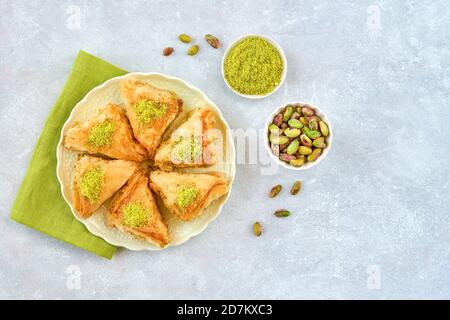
56;72;236;250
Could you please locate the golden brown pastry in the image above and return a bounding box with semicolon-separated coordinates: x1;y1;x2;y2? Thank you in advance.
154;107;218;171
64;104;148;162
149;171;229;221
72;155;138;218
120;78;182;158
108;171;170;247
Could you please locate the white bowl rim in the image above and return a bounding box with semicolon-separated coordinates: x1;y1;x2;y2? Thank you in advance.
221;34;287;99
56;72;237;251
263;101;333;171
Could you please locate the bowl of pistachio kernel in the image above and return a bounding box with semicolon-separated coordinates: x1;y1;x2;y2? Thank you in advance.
264;102;332;170
222;35;287;99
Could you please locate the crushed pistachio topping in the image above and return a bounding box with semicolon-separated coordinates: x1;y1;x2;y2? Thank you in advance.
172;136;202;162
134;99;167;124
88;119;114;148
176;185;199;210
79;166;104;203
223;36;283;95
121;201;148;228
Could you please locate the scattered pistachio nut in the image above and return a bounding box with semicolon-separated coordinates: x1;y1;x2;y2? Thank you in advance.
274;209;291;217
163;47;174;56
291;181;302;195
205;34;220;48
269;184;282;198
187;45;199;56
179;34;192;43
253;222;262;236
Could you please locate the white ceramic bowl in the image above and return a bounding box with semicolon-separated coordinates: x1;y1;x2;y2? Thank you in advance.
264;102;333;171
221;34;287;99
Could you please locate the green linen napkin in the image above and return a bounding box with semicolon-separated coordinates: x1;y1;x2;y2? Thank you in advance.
10;50;128;259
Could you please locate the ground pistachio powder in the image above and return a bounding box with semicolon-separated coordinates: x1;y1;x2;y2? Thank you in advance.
176;184;199;210
79;166;104;203
224;36;284;95
122;201;149;228
134;99;168;124
88;119;114;148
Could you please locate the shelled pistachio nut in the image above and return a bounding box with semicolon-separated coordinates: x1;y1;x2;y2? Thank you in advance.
319;121;329;137
286;140;300;155
300;134;312;147
299;146;313;155
283;105;294;122
312;137;326;148
307;148;322;162
284;128;301;138
269;134;289;145
290;157;305;167
288;118;303;129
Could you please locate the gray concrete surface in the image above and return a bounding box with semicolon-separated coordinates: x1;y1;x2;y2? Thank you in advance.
0;0;449;299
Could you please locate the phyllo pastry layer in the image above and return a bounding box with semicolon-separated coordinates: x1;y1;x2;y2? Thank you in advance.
72;155;138;218
120;78;182;159
108;171;171;247
149;171;229;221
154;107;217;171
64;104;147;162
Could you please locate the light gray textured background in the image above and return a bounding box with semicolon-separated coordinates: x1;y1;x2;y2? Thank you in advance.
1;0;449;299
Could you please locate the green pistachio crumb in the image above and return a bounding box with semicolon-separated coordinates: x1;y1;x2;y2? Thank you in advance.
88;119;114;148
122;201;149;228
79;166;104;203
176;185;199;210
134;99;168;124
